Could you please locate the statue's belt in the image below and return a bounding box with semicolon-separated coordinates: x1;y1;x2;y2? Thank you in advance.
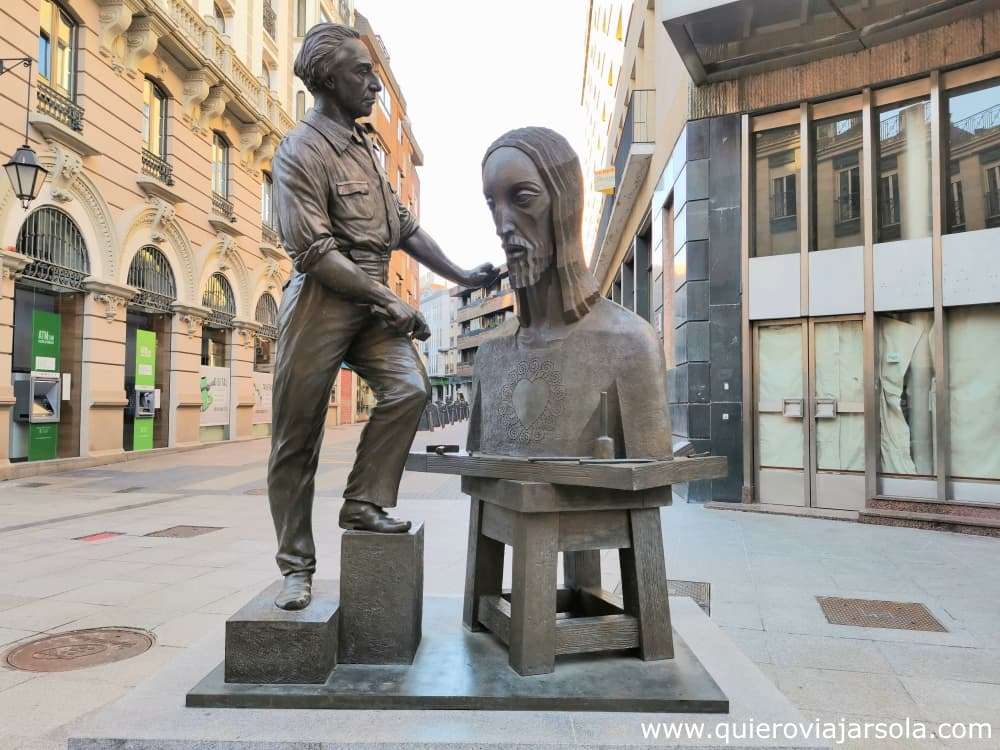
340;248;389;285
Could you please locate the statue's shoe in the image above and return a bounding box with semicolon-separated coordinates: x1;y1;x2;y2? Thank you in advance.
274;571;312;610
339;500;412;533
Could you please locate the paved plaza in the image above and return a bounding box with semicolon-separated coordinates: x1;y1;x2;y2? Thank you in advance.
0;423;997;749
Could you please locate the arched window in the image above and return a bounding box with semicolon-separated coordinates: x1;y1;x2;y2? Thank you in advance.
213;2;227;34
127;246;177;314
255;292;278;337
38;0;77;99
211;132;229;199
254;292;278;372
142;78;168;158
203;272;236;328
16;206;90;290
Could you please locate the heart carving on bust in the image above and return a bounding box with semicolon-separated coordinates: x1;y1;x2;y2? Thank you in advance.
513;378;549;426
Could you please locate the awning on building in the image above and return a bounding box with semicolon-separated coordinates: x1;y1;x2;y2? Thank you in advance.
661;0;993;85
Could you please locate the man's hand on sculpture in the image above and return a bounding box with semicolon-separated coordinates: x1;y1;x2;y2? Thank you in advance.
463;262;501;290
378;299;431;341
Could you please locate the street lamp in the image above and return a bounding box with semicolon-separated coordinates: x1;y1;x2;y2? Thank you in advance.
1;58;47;210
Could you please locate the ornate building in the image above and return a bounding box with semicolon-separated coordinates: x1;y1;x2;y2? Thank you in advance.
0;0;381;471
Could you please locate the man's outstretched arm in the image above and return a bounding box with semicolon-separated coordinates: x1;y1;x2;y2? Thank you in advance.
400;227;499;290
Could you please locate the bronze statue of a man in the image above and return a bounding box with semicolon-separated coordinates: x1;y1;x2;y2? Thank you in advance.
468;127;672;459
268;23;497;610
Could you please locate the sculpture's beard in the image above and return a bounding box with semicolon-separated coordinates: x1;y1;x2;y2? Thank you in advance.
505;236;553;290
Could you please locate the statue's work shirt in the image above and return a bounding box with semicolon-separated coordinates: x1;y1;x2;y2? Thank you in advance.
467;298;673;459
271;109;418;282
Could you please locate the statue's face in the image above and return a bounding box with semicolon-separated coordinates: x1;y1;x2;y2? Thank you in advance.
483;147;554;289
327;38;381;120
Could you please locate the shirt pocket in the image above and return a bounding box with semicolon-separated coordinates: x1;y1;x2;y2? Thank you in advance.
335;180;375;221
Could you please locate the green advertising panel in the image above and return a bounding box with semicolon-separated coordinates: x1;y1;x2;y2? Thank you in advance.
31;310;60;373
133;329;156;452
135;329;156;387
29;310;61;461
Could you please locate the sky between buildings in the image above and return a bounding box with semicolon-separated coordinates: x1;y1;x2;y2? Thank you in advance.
357;0;590;277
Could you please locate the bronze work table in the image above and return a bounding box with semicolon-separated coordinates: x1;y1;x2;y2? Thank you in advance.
405;452;727;676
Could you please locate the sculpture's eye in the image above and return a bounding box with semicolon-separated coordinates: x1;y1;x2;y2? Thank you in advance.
513;189;537;207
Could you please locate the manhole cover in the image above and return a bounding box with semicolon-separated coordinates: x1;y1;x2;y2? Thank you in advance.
5;627;154;672
668;579;711;615
244;487;268;495
19;482;50;488
817;597;947;632
115;486;146;493
144;525;222;538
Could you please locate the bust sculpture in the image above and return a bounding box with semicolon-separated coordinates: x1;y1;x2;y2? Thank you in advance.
468;127;672;459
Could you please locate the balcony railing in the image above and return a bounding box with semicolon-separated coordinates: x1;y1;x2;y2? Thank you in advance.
141;149;175;186
261;223;279;246
770;189;797;221
613;89;654;190
212;192;236;222
263;0;276;38
879;195;901;228
36;82;84;132
835;192;861;224
987;189;1000;221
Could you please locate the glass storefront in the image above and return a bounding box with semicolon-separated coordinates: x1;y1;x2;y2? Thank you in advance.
945;77;1000;234
812;112;864;251
876;98;931;242
753;125;800;257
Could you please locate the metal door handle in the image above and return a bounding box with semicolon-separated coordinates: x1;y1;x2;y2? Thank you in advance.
815;398;837;418
782;398;803;419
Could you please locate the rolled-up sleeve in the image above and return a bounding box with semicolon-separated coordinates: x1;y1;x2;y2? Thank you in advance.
273;139;339;273
396;198;419;243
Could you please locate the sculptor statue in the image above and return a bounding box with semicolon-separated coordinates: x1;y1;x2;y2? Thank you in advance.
468;127;672;460
268;24;497;610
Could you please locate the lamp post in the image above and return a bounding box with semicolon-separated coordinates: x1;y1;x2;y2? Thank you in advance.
1;58;47;210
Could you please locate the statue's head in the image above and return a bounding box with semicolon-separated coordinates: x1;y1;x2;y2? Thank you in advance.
482;127;600;324
293;23;380;121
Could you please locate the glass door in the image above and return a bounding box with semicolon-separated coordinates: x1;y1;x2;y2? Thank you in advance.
755;318;867;508
810;318;866;510
755;321;808;506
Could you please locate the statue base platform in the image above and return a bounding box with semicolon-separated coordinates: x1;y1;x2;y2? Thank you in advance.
69;596;828;749
187;596;726;712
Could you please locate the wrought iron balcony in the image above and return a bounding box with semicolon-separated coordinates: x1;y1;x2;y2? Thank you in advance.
263;0;276;39
835;192;861;224
141;149;175;186
987;189;1000;222
36;81;84;132
212;192;236;222
261;223;279;246
770;189;797;221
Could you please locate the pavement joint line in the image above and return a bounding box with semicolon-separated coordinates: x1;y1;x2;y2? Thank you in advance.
0;495;191;535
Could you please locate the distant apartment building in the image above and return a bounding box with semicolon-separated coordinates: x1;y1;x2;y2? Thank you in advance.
587;0;1000;534
580;0;629;260
419;280;459;402
452;266;515;392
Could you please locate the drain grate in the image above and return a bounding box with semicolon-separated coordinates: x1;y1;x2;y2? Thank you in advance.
114;486;146;493
244;487;268;495
668;579;711;615
73;531;124;542
5;627;154;672
19;482;50;488
817;597;947;632
144;525;222;538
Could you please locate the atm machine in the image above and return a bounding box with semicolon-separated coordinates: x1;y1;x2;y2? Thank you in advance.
124;326;158;451
10;308;65;462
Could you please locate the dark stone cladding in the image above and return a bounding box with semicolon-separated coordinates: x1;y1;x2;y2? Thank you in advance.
669;116;743;503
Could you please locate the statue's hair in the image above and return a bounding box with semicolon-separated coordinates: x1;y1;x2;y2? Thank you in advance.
293;23;361;95
482;127;600;325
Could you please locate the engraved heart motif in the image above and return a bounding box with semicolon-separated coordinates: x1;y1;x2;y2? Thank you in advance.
513;378;549;426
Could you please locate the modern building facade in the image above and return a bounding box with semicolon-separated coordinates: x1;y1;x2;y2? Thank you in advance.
452;266;514;393
590;1;1000;529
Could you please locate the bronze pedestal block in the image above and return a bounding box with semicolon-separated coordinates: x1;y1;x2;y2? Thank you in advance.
224;579;339;684
339;523;424;664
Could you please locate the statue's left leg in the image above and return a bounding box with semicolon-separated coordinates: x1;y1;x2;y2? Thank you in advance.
341;320;431;522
